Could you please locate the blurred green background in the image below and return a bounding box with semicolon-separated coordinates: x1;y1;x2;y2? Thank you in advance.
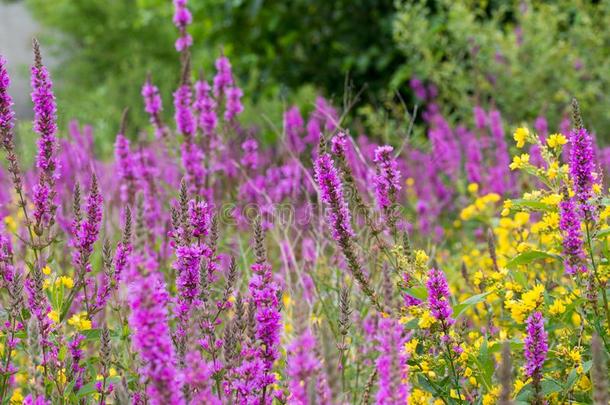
5;0;610;154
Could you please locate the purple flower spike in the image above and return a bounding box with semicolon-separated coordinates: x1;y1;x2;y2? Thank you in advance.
426;268;454;325
0;56;15;136
559;196;587;274
129;268;184;405
314;153;354;241
173;0;193;52
569;127;597;214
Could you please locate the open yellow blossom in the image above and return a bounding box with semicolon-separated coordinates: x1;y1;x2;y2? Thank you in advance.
48;310;59;323
10;388;23;404
42;265;52;275
4;216;17;233
513;127;529;148
55;276;74;289
509;154;530;170
68;312;92;331
549;299;566;315
547;133;567;148
467;183;479;194
418;310;435;328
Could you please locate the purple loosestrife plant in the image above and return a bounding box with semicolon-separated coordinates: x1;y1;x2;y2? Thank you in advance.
314;152;384;312
426;268;454;326
559;195;587;275
373;145;401;234
141;76;168;139
0;56;14;137
286;328;325;405
524;311;548;405
31;40;58;234
375;317;409;404
194;78;217;138
114;117;137;206
128;264;184;405
246;222;281;399
224;86;244;122
213;55;234;100
569;126;597;217
174;66;205;194
173;0;193;52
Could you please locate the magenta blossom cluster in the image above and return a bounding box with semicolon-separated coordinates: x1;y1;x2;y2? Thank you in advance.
0;57;14;136
141;77;167;138
373;145;401;210
314;153;354;241
128;266;183;405
376;317;409;404
426;268;454;326
559;196;587;275
31;45;58;230
173;0;192;52
524;311;548;381
569;127;597;214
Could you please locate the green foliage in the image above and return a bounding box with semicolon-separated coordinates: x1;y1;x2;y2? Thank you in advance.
392;0;610;136
24;0;398;151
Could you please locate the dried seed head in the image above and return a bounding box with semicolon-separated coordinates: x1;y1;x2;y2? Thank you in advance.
32;38;42;68
571;98;583;131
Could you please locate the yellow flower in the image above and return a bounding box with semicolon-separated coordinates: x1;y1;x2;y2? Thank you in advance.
48;310;59;324
68;312;92;331
55;276;74;289
406;177;415;187
549;299;566;316
547;133;567;148
501;200;512;217
467;183;479;194
509;154;530;170
593;183;602;194
4;216;17;233
10;388;23;404
513;127;529;148
404;339;418;355
547;161;560;179
418;311;436;328
42;265;52;275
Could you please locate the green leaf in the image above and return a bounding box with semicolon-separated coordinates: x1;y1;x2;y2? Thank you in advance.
453;292;491;318
506;251;559;269
541;378;563;395
405;287;428;301
510;199;553;211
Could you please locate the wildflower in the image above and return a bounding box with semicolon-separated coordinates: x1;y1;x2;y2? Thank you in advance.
31;40;58;231
194;78;217;137
373;145;402;230
68;313;92;331
524;311;548;404
173;0;192;52
42;266;51;275
509;154;530;170
569;126;597;213
286;328;324;405
0;56;14;136
224;86;244;122
141;76;168;138
284;106;305;154
547;133;567;148
213;55;234;99
128;268;183;405
559;196;587;274
513;127;529;148
426;268;454;326
314;153;354;242
376;317;409;404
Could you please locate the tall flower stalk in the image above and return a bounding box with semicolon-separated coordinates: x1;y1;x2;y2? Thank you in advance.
314;152;384;312
31;39;58;237
524;311;548;405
